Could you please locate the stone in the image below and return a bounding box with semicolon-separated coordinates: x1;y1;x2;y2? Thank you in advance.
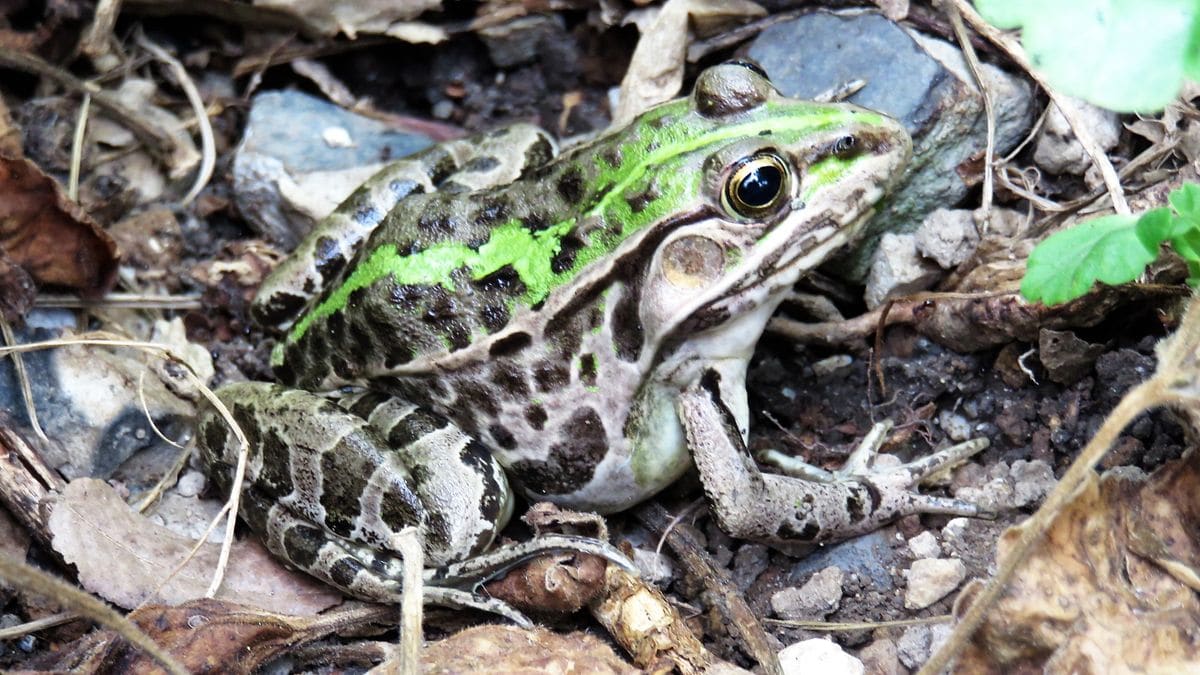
746;10;1034;281
771;566;845;620
896;625;931;669
904;558;967;609
232;90;433;248
732;544;770;591
1010;459;1056;507
858;638;902;675
864;232;941;308
907;531;941;560
175;470;207;498
915;208;980;268
1033;97;1122;175
779;638;865;675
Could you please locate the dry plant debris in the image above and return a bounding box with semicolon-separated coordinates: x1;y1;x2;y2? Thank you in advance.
956;457;1200;671
0;153;118;298
421;624;639;675
47;478;340;616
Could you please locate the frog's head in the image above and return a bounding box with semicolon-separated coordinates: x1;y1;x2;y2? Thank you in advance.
622;62;910;380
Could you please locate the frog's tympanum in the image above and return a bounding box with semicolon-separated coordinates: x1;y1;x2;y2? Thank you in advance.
199;62;979;622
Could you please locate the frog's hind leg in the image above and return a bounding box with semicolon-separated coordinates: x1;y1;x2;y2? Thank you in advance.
232;480;535;626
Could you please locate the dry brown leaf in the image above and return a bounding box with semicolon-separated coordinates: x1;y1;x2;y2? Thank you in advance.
423;624;639;674
253;0;443;39
48;478;341;615
22;598;376;674
956;452;1200;672
613;0;764;126
483;551;607;615
0;153;119;297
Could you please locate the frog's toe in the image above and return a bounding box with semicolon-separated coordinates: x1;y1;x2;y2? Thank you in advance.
894;491;982;518
895;437;990;483
425;587;532;627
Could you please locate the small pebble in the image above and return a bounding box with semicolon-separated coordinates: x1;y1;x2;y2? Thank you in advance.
904;558;967;609
771;566;844;620
896;625;931;669
858;638;902;675
779;638;864;675
175;470;207;498
907;531;941;560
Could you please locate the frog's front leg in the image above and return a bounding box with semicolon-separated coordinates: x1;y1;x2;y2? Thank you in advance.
676;370;982;545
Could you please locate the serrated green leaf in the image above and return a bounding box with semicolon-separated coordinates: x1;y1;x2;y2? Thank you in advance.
976;0;1199;112
1021;214;1154;305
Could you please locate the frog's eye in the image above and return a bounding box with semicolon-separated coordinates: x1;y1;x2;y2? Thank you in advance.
722;152;790;219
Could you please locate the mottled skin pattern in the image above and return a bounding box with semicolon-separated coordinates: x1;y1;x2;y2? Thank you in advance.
200;62;981;614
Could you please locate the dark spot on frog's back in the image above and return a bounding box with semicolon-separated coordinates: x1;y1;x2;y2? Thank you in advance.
533;359;569;392
550;233;584;275
388;178;422;199
492;363;530;398
353;205;380;226
481;302;510;333
489;424;517;450
556;166;585;203
523;136;555;170
525;404;547;430
475;196;512;226
601;146;622;169
625;184;660;214
579;353;596;386
417;210;461;235
314;236;347;281
510;407;607;496
489;331;531;357
386;407;449;449
258;426;295;497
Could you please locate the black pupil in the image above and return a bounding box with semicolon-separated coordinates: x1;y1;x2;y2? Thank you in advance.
737;163;783;208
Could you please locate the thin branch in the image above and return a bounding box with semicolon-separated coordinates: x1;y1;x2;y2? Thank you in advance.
947;0;1130;215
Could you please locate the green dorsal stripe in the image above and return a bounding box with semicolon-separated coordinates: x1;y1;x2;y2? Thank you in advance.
287;109;858;345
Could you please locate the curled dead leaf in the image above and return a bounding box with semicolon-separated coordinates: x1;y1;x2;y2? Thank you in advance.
0;153;118;297
956;453;1200;671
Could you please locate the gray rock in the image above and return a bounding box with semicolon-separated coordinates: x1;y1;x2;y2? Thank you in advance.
732;543;770;591
631;547;676;586
478;14;571;69
779;638;864;675
1011;459;1056;507
915;208;980;268
789;530;895;590
864;232;941;308
771;565;845;620
232;90;433;248
1033;97;1122;175
0;322;193;479
175;470;207;498
903;557;967;609
746;10;1034;281
896;624;931;669
907;531;941;560
937;409;973;442
858;638;902;675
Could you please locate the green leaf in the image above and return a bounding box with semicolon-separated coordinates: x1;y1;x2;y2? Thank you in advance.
1169;182;1200;216
975;0;1200;112
1136;207;1173;251
1021;214;1155;305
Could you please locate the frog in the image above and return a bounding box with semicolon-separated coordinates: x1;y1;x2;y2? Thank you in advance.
198;61;982;624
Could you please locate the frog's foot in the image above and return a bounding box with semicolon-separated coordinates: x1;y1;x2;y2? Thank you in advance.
758;420;989;518
424;587;533;627
678;372;987;546
429;533;636;588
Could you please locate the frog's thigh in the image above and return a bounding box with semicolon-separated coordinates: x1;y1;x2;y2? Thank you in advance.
199;382;512;568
